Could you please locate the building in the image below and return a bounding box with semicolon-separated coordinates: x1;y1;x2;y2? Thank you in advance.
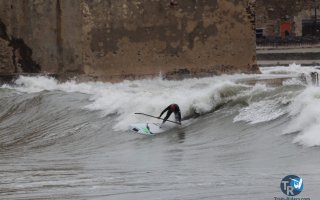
256;0;320;38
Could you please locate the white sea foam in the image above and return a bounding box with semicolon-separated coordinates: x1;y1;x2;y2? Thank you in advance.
233;99;286;124
83;77;243;130
2;76;111;94
283;86;320;146
3;75;252;130
3;66;319;138
282;78;307;86
260;63;320;87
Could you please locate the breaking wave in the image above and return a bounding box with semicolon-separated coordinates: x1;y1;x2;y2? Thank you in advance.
1;63;320;147
283;86;320;146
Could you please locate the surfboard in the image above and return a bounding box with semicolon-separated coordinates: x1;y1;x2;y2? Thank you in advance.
129;123;174;135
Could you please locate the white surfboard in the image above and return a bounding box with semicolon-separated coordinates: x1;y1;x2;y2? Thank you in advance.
129;123;175;135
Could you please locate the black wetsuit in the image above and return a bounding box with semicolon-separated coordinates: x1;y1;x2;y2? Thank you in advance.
159;104;181;124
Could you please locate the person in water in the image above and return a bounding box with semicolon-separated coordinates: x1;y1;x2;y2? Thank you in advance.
158;104;181;125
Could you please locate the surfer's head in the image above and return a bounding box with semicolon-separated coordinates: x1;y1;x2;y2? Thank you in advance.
170;104;177;110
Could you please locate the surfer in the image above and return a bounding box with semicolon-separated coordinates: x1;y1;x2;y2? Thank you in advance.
158;104;181;125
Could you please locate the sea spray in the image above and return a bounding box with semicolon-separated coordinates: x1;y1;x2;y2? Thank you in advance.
284;86;320;146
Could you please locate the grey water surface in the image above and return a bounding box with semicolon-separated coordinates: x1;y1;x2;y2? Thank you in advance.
0;75;319;200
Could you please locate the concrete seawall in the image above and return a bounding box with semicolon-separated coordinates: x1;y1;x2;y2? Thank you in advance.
0;0;258;82
257;45;320;66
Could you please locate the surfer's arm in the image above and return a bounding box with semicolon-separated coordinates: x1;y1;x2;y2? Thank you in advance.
177;111;181;123
159;106;170;118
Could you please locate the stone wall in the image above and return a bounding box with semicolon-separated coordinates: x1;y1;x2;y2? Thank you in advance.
0;0;258;81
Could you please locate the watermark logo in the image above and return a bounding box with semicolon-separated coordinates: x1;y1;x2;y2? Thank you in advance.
280;175;304;196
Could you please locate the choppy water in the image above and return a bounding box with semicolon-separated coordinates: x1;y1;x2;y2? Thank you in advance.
1;64;320;199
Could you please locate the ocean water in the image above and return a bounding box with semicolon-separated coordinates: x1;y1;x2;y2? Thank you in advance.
1;64;320;199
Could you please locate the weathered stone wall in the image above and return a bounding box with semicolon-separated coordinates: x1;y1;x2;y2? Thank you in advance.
0;0;83;74
0;37;14;73
0;0;258;81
